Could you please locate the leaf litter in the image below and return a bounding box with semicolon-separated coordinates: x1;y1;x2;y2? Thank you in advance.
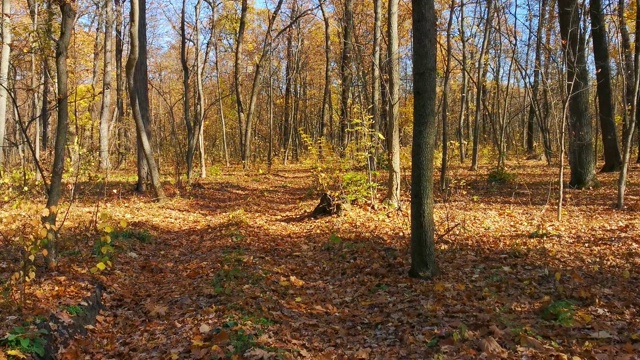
0;161;639;359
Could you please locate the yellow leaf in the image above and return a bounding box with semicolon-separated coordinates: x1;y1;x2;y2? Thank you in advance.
555;272;562;281
104;226;113;233
39;228;48;238
28;254;35;262
120;220;128;228
28;271;36;280
623;270;630;279
96;262;106;271
49;206;57;215
41;249;48;257
279;281;290;287
434;282;446;292
101;246;110;254
104;235;111;244
6;349;26;359
295;297;302;302
191;335;205;347
41;208;50;217
99;213;108;220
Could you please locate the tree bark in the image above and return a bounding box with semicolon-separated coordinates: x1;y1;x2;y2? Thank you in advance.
134;0;152;192
234;0;248;162
339;0;354;152
195;0;206;178
471;0;493;171
0;0;12;170
99;0;114;170
558;0;596;188
457;0;468;164
440;0;454;190
386;0;401;207
319;0;331;152
115;0;125;167
43;0;76;270
590;0;621;172
410;0;437;279
128;0;165;200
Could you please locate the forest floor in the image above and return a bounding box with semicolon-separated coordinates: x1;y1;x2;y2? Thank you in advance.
1;159;640;359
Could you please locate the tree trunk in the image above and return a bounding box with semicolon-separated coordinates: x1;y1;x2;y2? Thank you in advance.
386;0;401;207
617;0;640;208
181;0;200;181
99;0;114;170
282;2;297;164
339;0;354;152
558;0;596;188
471;0;493;171
590;0;621;172
43;0;76;270
370;0;382;169
319;0;331;154
527;0;547;159
115;0;125;168
234;0;248;162
210;0;229;167
0;0;11;171
128;0;165;200
195;0;206;178
409;0;437;279
27;0;41;180
134;0;153;192
440;0;454;190
457;0;468;164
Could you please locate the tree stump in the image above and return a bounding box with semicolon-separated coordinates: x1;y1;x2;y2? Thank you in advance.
310;193;342;218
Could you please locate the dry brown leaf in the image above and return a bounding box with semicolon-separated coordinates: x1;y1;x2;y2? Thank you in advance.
479;336;508;359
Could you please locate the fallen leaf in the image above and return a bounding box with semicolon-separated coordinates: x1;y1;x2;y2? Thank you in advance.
479;336;508;358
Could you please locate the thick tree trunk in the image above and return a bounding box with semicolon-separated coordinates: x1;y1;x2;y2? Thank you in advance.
99;0;114;170
128;0;165;200
43;0;76;270
0;0;11;170
619;0;634;141
386;0;401;207
590;0;621;172
134;0;153;192
410;0;437;279
558;0;596;188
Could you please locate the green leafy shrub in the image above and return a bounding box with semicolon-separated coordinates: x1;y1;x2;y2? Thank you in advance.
488;168;516;184
540;300;575;326
1;326;48;357
341;172;375;203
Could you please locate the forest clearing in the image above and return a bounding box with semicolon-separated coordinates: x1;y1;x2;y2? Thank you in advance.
1;161;639;359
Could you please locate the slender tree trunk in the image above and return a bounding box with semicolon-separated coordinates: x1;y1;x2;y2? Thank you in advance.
28;0;41;180
319;0;331;153
527;0;547;159
0;0;12;170
195;0;206;178
370;0;381;170
558;0;596;188
471;0;493;171
134;0;153;192
410;0;437;279
386;0;401;206
617;0;640;208
590;0;621;172
99;0;114;170
43;0;76;270
234;0;248;162
114;0;125;167
619;0;634;140
440;0;454;190
457;0;468;164
128;0;164;200
282;2;296;163
339;0;354;152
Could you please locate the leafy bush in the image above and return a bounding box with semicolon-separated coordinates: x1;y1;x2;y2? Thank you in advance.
341;172;375;203
488;168;516;184
540;300;575;326
1;326;48;357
